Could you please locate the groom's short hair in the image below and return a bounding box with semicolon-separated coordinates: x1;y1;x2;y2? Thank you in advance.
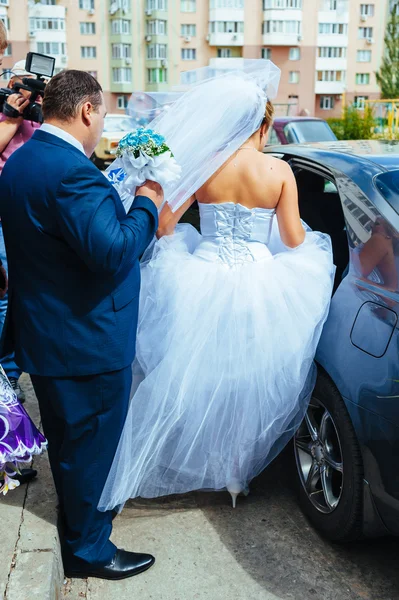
43;70;103;123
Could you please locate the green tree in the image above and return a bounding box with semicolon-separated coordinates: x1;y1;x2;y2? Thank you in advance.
376;1;399;98
327;104;376;140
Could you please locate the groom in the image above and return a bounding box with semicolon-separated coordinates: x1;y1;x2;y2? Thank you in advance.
0;70;163;579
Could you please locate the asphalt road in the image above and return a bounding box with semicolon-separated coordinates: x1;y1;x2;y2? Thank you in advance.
63;447;399;600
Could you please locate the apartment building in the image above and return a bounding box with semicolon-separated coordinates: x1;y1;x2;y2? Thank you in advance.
0;0;391;116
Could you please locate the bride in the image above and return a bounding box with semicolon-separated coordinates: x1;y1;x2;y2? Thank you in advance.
99;61;335;510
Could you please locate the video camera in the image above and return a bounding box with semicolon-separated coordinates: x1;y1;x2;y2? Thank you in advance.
0;52;55;124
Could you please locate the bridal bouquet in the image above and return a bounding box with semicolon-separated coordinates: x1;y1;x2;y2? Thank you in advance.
106;127;181;205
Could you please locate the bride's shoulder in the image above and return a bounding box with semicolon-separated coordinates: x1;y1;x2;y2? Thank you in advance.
258;153;292;178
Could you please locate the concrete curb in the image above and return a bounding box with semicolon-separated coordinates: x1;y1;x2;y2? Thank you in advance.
3;375;64;600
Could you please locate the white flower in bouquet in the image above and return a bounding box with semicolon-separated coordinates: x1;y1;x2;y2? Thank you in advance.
107;127;181;206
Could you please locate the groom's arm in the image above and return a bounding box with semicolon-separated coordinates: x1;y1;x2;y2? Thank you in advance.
54;163;159;274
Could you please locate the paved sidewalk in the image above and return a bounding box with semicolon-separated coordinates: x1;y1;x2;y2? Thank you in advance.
1;374;63;600
63;456;399;600
2;377;399;600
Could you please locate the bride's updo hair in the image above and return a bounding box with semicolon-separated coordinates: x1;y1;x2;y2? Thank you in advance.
262;100;274;130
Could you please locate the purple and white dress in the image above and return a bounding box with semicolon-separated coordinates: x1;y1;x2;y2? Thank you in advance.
0;366;46;493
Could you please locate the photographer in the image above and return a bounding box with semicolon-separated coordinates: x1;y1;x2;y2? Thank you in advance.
0;60;41;171
0;60;42;405
0;21;38;487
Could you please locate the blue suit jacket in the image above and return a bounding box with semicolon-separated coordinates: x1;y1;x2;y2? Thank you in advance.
0;130;158;377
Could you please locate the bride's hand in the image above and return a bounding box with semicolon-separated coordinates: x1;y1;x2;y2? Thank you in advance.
136;181;164;209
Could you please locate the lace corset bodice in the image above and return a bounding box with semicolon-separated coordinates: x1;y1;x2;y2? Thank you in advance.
195;202;275;267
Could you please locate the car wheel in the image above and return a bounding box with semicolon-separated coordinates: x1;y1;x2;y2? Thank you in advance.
294;369;364;542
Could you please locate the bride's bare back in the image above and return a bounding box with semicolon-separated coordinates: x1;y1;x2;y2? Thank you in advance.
196;149;283;210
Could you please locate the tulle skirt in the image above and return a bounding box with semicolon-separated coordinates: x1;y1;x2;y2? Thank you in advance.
0;366;47;493
99;223;335;510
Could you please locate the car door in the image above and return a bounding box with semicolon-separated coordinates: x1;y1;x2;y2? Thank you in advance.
292;159;399;532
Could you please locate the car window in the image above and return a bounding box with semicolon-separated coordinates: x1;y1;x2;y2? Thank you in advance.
103;117;133;133
283;121;337;144
325;180;338;194
267;127;281;146
375;170;399;216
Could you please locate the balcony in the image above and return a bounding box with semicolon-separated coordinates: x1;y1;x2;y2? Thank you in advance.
109;0;131;16
209;8;244;22
316;57;347;71
317;33;348;47
208;32;244;46
262;32;301;46
144;8;168;21
28;3;66;19
210;57;246;68
315;81;345;94
318;9;349;23
263;9;302;21
146;58;168;70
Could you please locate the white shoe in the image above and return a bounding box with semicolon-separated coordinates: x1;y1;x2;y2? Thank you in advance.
227;479;243;508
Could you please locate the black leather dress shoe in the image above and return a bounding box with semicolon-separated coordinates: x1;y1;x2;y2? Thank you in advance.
0;468;37;486
64;549;155;580
14;468;37;484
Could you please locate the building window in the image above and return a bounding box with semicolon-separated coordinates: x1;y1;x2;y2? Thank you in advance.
318;46;346;58
358;27;373;38
217;48;232;57
4;43;11;57
37;42;66;55
40;0;57;4
181;70;197;84
289;47;300;60
263;0;302;7
317;70;344;81
146;0;167;9
30;18;65;31
117;95;129;110
210;21;244;33
327;0;337;9
263;20;301;34
87;70;98;78
211;0;244;6
289;71;300;83
181;48;196;60
112;67;132;83
262;48;271;59
147;43;168;59
111;0;131;10
354;95;368;108
111;19;131;34
356;73;370;85
147;67;168;83
181;24;196;36
147;20;167;35
80;22;96;34
320;96;334;110
181;0;196;11
79;0;95;9
112;43;132;59
357;50;371;62
360;4;374;16
81;46;97;59
318;23;348;35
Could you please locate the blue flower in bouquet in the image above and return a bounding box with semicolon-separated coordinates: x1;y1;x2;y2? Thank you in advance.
116;126;171;159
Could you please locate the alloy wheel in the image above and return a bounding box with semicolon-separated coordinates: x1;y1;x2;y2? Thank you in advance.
294;396;344;514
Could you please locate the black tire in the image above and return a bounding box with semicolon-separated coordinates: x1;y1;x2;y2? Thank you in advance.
294;368;364;542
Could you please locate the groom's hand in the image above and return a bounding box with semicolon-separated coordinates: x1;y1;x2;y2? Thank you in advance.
135;181;164;209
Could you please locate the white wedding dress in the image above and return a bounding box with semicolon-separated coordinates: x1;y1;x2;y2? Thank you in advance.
98;201;335;510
